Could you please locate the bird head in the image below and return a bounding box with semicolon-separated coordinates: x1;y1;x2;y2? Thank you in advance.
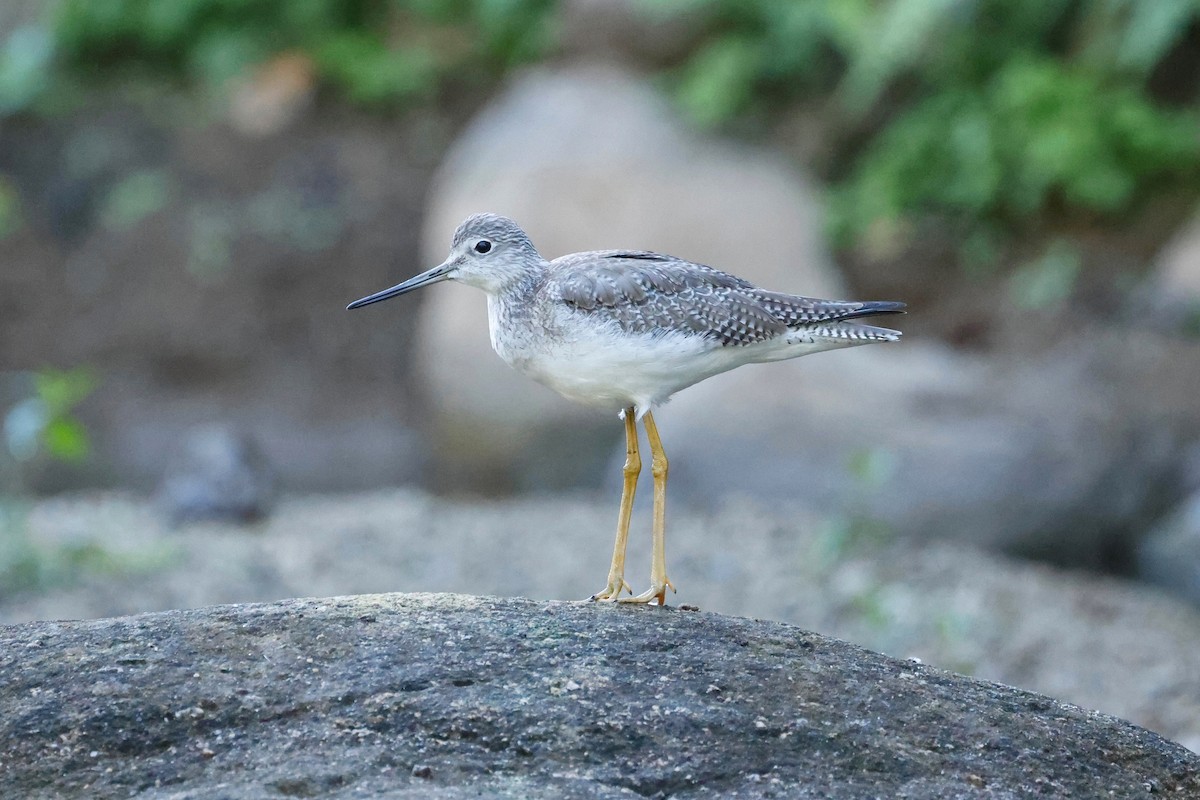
347;213;542;309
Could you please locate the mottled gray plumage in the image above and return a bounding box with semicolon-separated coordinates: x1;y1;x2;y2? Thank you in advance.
451;213;538;256
552;249;903;347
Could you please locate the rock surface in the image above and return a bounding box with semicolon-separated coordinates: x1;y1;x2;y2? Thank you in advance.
413;63;843;492
2;593;1197;799
6;490;1200;752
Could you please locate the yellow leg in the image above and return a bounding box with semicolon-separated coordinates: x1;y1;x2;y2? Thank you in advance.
622;409;675;605
590;407;638;601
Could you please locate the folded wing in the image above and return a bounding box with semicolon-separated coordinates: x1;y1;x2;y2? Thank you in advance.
554;251;905;347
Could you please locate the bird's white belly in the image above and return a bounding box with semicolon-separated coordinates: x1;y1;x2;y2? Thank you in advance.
493;321;749;413
486;296;845;415
535;336;723;410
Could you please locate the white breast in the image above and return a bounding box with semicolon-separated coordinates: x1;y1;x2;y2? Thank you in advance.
488;295;746;413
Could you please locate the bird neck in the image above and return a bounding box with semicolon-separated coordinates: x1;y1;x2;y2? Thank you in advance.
472;259;546;299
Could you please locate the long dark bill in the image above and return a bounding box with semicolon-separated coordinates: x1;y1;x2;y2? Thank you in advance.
346;263;453;310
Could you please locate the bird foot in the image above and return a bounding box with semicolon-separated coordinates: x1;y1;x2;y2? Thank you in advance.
589;574;632;602
620;577;676;606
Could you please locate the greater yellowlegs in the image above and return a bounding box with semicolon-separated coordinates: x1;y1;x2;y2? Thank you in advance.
348;213;904;605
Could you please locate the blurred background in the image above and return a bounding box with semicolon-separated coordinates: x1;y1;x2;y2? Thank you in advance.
2;0;1200;749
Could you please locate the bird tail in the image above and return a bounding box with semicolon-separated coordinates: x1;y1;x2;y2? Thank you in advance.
834;300;907;321
819;300;905;342
835;321;902;342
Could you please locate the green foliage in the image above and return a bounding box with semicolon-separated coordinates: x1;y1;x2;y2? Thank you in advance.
676;35;764;128
661;0;1200;252
3;368;97;466
314;30;439;105
829;57;1199;246
6;0;1197;260
6;0;555;112
0;370;173;601
667;0;836;126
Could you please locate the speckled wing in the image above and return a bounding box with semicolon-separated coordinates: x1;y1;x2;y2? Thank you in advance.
552;251;789;347
552;251;904;346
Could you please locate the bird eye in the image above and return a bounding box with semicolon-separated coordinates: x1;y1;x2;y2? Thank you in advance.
474;240;492;254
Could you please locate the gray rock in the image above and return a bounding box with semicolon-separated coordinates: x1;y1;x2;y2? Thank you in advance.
414;63;844;492
1134;205;1200;332
156;423;275;523
8;491;1200;752
1138;486;1200;605
1;593;1196;798
1155;206;1200;302
650;342;1191;567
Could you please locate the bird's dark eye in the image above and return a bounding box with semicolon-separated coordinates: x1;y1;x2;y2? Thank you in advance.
474;240;492;254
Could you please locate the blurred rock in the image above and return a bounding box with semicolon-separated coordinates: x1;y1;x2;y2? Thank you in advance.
1155;206;1200;301
647;342;1190;568
1137;486;1200;606
156;423;276;524
1135;205;1200;333
417;63;844;492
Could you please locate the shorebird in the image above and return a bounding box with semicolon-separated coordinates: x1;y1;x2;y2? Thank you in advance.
348;213;904;605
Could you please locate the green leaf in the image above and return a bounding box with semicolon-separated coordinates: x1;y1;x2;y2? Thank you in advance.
675;36;763;127
837;0;960;114
472;0;556;64
315;32;437;105
1117;0;1198;74
33;369;96;417
42;418;90;463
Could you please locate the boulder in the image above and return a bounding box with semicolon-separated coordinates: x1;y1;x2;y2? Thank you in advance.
5;491;1200;752
1137;479;1200;606
155;423;276;524
647;341;1191;567
414;63;843;492
1;593;1197;798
